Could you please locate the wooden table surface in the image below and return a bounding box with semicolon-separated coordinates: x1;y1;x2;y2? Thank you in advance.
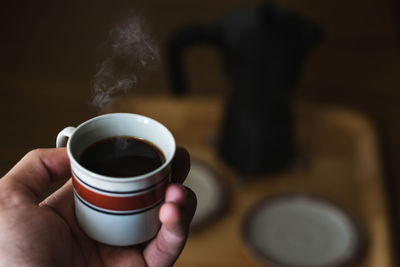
111;95;393;266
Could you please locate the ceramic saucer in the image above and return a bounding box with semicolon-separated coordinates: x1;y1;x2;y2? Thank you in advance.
184;159;228;229
242;194;363;267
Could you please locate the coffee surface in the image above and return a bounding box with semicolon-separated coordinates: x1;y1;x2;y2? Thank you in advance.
79;136;165;177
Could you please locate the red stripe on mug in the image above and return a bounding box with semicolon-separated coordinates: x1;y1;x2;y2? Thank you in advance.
72;176;167;211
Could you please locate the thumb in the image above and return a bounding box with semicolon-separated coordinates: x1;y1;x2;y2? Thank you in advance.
2;148;71;203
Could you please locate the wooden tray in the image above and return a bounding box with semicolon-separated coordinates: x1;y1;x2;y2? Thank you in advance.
111;96;393;267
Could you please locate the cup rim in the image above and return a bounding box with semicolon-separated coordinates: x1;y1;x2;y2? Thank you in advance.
67;113;176;183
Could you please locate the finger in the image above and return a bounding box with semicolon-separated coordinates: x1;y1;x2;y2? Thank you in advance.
171;147;190;184
2;148;71;203
143;184;197;267
164;184;196;223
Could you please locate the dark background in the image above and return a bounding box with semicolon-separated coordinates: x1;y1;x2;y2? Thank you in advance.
1;0;400;264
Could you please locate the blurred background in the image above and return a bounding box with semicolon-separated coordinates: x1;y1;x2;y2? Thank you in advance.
1;0;400;266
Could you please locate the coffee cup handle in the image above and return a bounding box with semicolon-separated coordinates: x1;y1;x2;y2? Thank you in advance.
56;127;76;148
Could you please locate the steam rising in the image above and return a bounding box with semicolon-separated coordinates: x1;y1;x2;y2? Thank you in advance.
92;17;159;109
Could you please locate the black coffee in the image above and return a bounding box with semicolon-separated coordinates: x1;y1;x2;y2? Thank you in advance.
79;136;165;177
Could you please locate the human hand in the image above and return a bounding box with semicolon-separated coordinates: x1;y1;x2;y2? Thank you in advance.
0;147;196;267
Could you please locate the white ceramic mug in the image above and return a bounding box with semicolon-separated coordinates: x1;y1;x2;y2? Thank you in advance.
56;113;176;246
